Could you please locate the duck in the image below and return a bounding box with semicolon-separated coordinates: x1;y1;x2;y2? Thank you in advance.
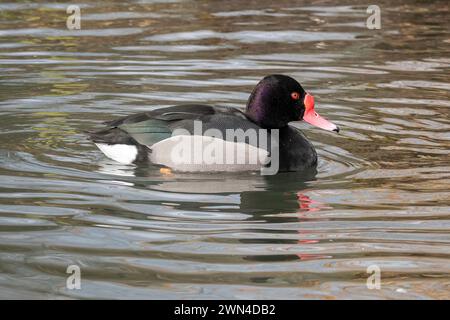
89;75;339;173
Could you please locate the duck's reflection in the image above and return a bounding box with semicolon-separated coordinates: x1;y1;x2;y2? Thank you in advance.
296;191;331;215
97;160;320;212
97;160;318;194
296;192;332;260
97;159;137;177
97;162;329;261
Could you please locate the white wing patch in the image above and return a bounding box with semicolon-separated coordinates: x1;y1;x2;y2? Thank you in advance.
96;143;138;164
149;135;269;172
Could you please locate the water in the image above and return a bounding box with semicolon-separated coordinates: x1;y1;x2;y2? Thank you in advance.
0;0;449;299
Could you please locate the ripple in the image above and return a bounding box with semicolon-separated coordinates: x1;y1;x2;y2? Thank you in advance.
145;30;356;43
0;28;143;37
114;44;235;52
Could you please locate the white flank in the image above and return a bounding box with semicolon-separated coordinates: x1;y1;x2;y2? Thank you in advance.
149;135;269;172
96;143;138;164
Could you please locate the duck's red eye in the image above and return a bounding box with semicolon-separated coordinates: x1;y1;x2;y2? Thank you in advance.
291;92;300;100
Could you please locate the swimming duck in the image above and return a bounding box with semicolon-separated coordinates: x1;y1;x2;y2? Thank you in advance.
89;75;339;173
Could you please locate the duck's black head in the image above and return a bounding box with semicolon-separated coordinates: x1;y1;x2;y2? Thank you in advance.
245;74;339;132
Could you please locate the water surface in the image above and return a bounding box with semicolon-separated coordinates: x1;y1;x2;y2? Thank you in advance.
0;0;449;299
